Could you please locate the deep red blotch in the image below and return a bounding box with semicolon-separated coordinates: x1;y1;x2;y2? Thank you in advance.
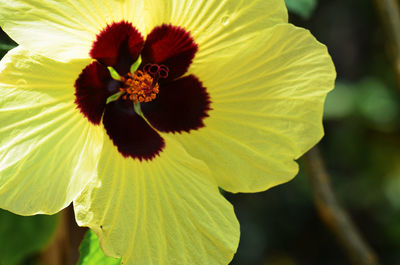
103;99;165;160
141;24;198;81
90;21;144;75
141;75;211;133
75;61;118;124
77;23;209;160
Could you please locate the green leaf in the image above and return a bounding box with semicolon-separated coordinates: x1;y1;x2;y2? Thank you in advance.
324;77;399;130
285;0;317;19
324;81;356;119
355;77;399;128
77;229;121;265
0;43;17;60
0;209;58;265
0;43;17;51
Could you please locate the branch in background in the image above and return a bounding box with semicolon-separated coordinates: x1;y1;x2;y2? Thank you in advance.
374;0;400;90
40;210;70;265
40;206;87;265
305;147;380;265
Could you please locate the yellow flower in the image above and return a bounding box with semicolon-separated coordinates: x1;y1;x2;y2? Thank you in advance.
0;0;335;264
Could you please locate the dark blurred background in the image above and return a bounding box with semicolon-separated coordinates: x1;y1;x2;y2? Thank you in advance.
1;0;399;264
230;0;400;264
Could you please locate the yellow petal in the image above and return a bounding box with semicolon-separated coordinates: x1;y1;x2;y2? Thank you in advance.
0;0;143;61
0;47;103;214
176;24;336;193
74;135;239;265
142;0;288;61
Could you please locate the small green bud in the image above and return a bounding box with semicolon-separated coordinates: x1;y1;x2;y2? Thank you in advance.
106;91;124;104
107;67;121;81
130;56;142;73
133;102;143;116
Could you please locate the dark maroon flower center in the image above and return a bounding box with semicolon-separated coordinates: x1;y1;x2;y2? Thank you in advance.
75;22;210;160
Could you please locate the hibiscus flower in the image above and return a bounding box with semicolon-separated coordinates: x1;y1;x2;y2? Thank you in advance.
0;0;335;264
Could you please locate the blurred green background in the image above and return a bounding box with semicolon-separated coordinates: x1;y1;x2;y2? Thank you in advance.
1;0;399;264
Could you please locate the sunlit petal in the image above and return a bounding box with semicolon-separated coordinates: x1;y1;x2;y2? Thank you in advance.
0;0;144;61
176;24;336;192
142;0;288;63
0;47;103;214
74;136;239;265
